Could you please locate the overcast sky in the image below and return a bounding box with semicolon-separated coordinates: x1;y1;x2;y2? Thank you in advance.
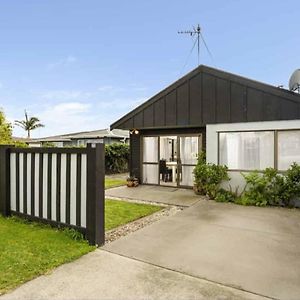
0;0;299;137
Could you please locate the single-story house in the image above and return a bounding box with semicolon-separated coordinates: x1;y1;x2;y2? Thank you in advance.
15;129;129;148
111;65;300;190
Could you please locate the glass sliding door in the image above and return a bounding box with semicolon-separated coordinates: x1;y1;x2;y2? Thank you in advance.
178;136;200;187
142;137;159;184
159;136;178;186
142;134;201;187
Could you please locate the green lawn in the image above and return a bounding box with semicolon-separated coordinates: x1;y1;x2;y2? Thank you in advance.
105;177;126;189
0;199;162;294
105;199;162;231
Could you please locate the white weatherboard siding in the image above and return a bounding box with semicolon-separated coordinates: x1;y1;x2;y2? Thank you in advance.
206;120;300;193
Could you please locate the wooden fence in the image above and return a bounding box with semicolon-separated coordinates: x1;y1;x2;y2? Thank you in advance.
0;144;105;246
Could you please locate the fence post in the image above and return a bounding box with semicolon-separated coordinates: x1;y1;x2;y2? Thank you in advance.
0;145;11;216
86;143;105;246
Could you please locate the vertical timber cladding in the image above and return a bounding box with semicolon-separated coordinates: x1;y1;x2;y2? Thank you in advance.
9;148;88;229
130;133;141;179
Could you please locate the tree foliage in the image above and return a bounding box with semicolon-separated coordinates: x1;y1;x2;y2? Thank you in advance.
0;109;12;144
15;110;44;138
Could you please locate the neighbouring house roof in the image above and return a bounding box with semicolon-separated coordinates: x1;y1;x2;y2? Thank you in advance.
33;129;129;143
110;65;300;130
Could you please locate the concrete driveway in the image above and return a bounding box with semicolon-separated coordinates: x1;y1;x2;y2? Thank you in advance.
106;185;200;206
104;200;300;300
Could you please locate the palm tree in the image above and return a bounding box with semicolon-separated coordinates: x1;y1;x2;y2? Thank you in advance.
15;110;45;138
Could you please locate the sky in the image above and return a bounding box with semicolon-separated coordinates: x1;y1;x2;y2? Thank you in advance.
0;0;299;138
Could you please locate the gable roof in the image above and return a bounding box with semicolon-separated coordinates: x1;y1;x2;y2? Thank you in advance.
111;65;300;130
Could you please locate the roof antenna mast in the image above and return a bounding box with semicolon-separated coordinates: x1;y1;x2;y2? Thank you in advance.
178;24;213;71
178;24;201;66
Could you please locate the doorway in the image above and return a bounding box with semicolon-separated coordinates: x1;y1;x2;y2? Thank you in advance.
142;134;201;187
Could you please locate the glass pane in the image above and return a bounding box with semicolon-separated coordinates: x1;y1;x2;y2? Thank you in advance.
159;136;177;162
219;131;274;170
278;131;300;170
143;137;158;163
143;164;159;184
180;136;199;164
180;166;195;186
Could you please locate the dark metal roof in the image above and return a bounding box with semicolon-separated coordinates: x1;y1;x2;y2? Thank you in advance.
111;65;300;130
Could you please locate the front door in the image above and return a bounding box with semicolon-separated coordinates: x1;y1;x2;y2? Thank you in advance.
142;134;202;187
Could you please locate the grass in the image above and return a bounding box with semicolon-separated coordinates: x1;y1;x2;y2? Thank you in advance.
105;199;162;231
105;177;126;189
0;216;94;294
0;199;162;294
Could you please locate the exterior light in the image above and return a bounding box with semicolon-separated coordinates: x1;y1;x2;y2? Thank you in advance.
134;129;139;134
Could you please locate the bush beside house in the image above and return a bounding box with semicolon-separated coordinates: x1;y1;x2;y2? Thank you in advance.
105;143;129;174
193;151;300;208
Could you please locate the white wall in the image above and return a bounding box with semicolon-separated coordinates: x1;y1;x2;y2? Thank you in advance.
206;120;300;194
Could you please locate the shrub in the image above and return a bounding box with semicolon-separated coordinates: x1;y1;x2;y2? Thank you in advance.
105;143;130;174
285;163;300;202
239;165;300;207
215;188;236;203
193;152;230;199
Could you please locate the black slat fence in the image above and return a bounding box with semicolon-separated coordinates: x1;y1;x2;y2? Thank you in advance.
0;144;104;246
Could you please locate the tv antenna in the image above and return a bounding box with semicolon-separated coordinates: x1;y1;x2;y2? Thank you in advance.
178;24;213;68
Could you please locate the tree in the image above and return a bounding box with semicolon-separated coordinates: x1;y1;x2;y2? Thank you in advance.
0;109;12;144
15;110;44;138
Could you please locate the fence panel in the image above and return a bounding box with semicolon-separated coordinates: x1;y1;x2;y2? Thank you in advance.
0;144;104;246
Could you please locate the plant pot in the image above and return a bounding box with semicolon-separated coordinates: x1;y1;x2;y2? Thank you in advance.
127;181;135;187
133;180;139;187
193;185;203;195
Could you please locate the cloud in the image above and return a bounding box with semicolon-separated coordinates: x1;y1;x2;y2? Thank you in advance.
47;55;78;70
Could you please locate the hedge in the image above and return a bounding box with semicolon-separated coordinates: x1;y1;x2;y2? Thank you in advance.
105;143;130;174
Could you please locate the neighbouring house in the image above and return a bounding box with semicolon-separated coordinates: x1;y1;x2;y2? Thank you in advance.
110;65;300;190
14;129;129;147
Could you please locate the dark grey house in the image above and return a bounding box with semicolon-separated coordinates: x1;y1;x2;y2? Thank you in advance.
111;65;300;189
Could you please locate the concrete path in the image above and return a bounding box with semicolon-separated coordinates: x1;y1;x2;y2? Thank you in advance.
106;185;200;206
2;250;266;300
104;200;300;300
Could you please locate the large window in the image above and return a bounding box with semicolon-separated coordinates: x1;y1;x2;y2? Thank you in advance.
219;131;274;170
278;130;300;170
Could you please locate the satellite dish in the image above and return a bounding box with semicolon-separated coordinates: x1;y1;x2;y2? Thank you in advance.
289;69;300;92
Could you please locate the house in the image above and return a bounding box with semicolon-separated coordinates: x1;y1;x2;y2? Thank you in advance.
111;65;300;190
16;129;129;147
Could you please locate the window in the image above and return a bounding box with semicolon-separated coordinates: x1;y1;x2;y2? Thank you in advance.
219;131;274;170
278;130;300;170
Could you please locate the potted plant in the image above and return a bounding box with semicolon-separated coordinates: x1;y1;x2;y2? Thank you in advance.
127;176;139;187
